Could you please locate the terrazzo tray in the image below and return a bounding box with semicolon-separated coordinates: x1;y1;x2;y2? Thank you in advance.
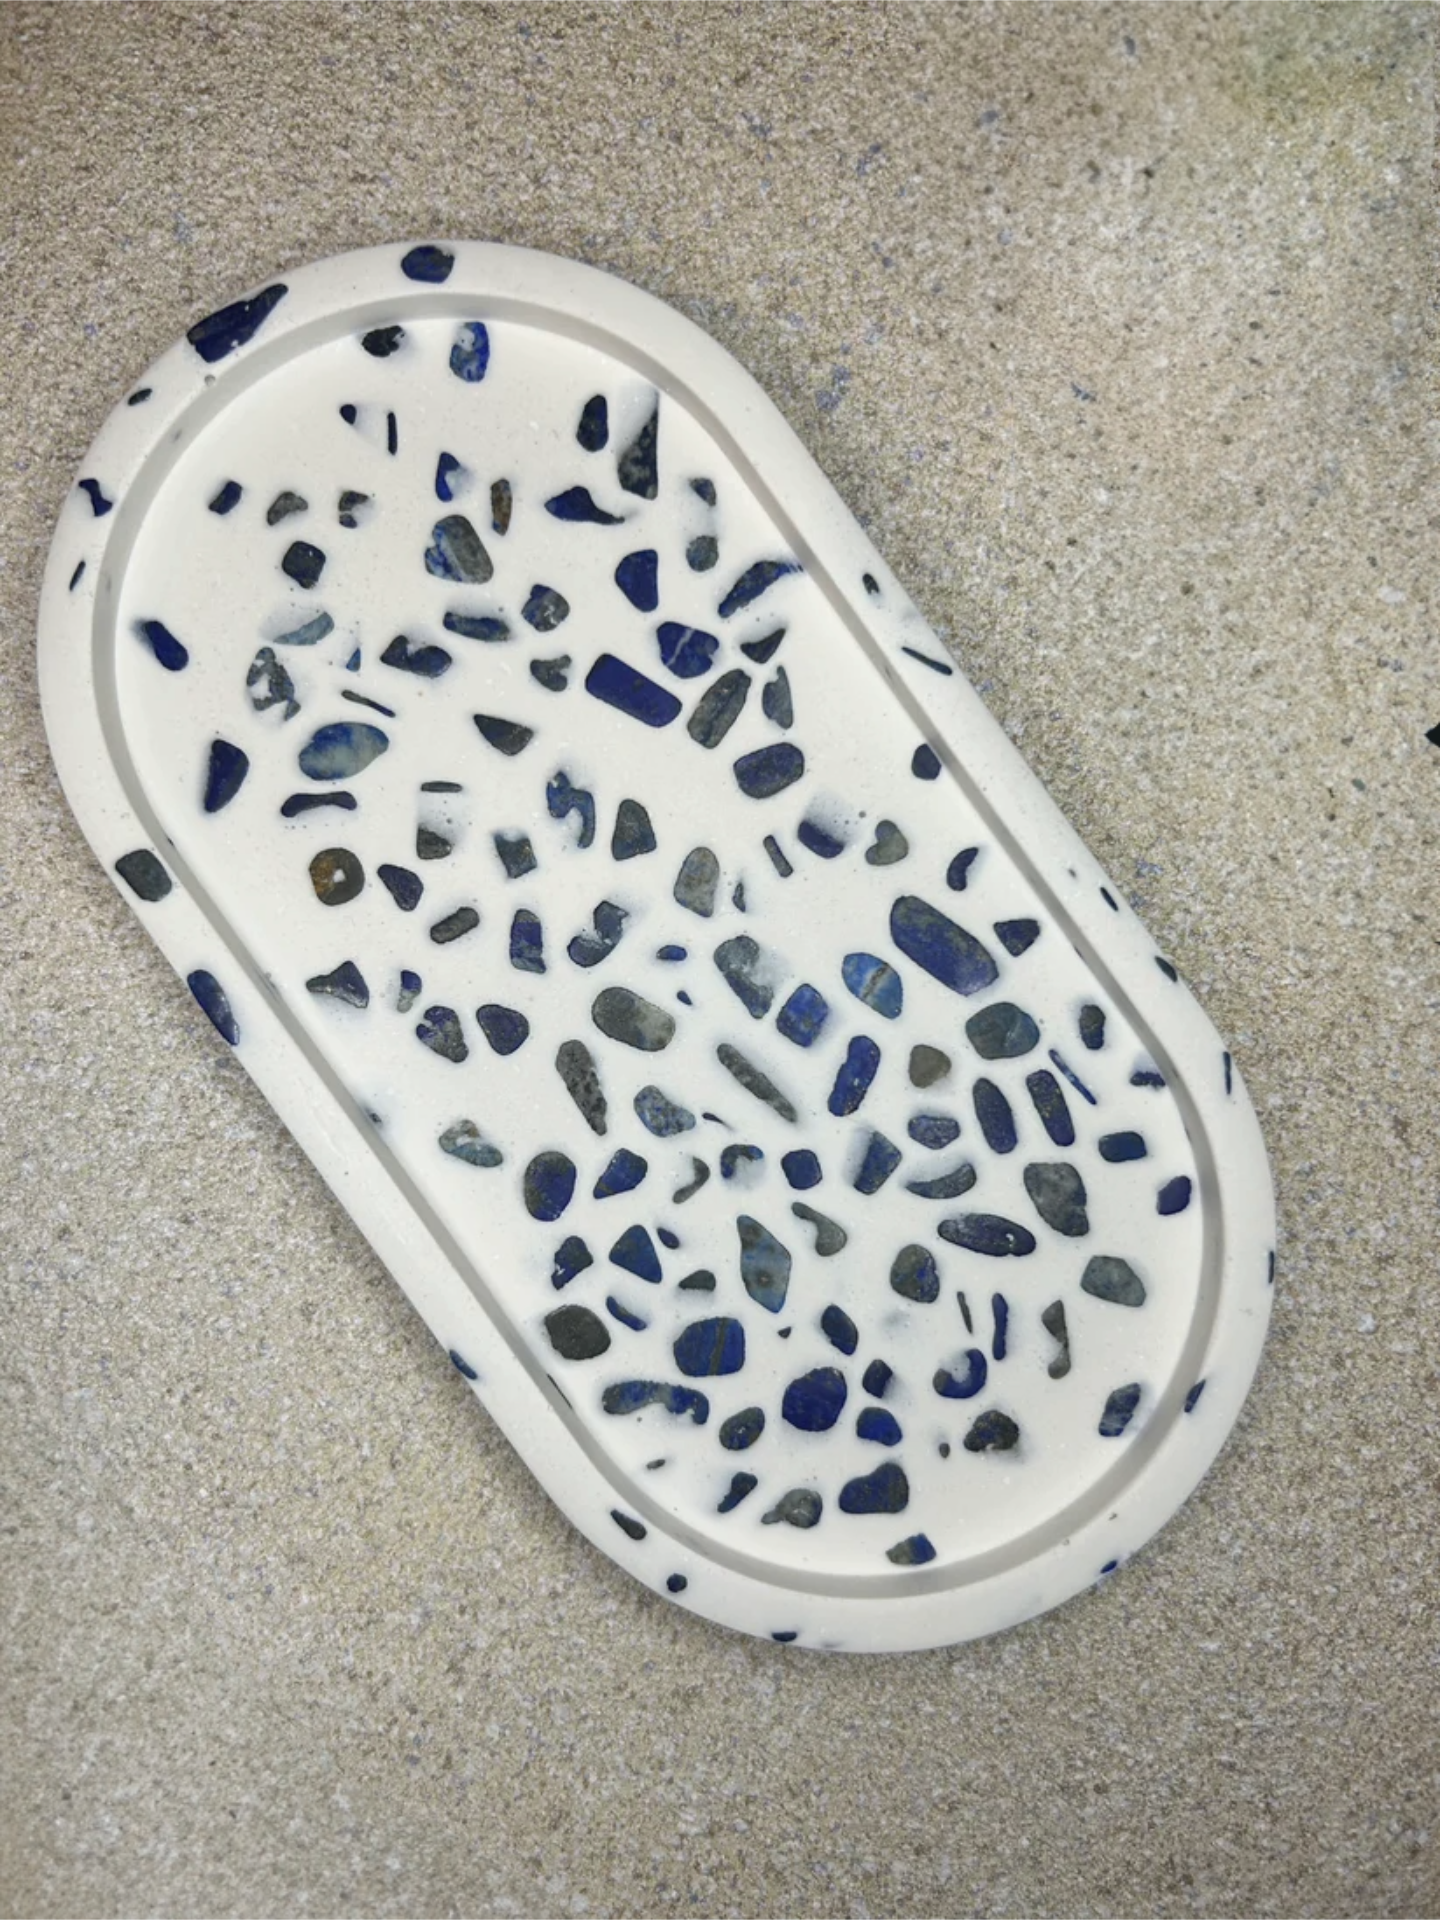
38;242;1275;1652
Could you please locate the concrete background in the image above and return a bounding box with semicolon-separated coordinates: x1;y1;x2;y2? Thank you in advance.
2;3;1435;1914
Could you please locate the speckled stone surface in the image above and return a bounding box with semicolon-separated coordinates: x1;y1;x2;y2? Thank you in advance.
1;4;1435;1915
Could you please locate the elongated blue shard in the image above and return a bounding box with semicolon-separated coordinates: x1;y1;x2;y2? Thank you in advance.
828;1035;880;1116
381;633;452;678
972;1078;1017;1153
734;742;805;799
614;549;658;611
79;478;113;516
186;283;287;362
890;896;998;997
137;619;189;672
1099;1383;1142;1437
938;1214;1036;1258
904;1161;977;1201
203;739;249;812
737;1215;791;1313
1025;1069;1075;1147
718;557;801;618
401;244;454;283
449;321;490;382
585;653;682;727
187;969;239;1045
545;486;623;524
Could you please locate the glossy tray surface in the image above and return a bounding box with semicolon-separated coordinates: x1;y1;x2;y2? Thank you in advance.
38;243;1274;1650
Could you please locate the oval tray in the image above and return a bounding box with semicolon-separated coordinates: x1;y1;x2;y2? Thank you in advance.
37;242;1275;1652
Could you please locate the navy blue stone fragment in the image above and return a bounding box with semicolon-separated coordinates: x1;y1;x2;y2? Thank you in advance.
853;1131;901;1194
439;1120;500;1167
912;744;942;780
674;847;720;915
677;1263;714;1286
888;1533;936;1566
945;851;981;898
1023;1162;1089;1236
673;1317;745;1377
687;535;718;573
840;1462;909;1515
275;612;332;646
902;646;953;675
546;486;624;525
68;561;85;591
909;1113;960;1149
890;896;998;998
306;961;368;1008
667;1574;688;1594
688;669;750;747
858;1409;902;1448
338;491;369;528
1185;1380;1206;1413
187;969;239;1045
268;491;307;526
115;849;171;902
615;549;658;611
127;388;152;405
603;1381;707;1423
963;1410;1020;1452
397;970;422;1012
994;919;1040;957
416;1006;468;1062
594;1148;647;1199
781;1150;822;1190
904;1161;977;1200
137;619;189;671
611;798;656;860
1158;1175;1193;1215
972;1078;1018;1154
610;1224;663;1283
1041;1300;1071;1378
524;1151;577;1222
1025;1070;1075;1147
430;907;479;945
797;818;846;860
552;1234;594;1288
863;1360;893;1398
609;1297;650;1334
474;713;534;756
828;1035;880;1116
342;691;396;719
1157;956;1179;982
426;515;493;584
611;1509;646;1540
401;244;453;282
577;394;609;450
546;772;595;848
186;283;287;362
475;1003;530;1054
585;653;682;727
891;1244;940;1303
634;1086;695;1136
720;1145;763;1181
719;1473;758;1511
734;742;805;798
1100;1131;1147;1162
339;404;357;425
530;655;571;691
362;324;404;357
378;864;423;911
656;621;719;679
544;1304;610;1361
717;558;800;619
782;1367;847;1432
762;668;792;728
616;406;658;498
1073;1005;1106;1054
934;1350;988;1399
763;835;793;877
388;406;399;451
737;1215;791;1312
450;321;490;381
843;953;903;1020
510;909;545;973
741;628;785;665
281;541;326;589
938;1214;1036;1258
1131;1068;1166;1089
821;1305;859;1356
763;1491;822;1529
450;1350;479;1380
1081;1256;1146;1307
719;1408;765;1451
991;1292;1010;1361
203;739;249;813
208;479;242;515
657;946;686;962
714;935;773;1018
691;478;716;505
1099;1383;1142;1437
568;901;627;967
381;633;452;678
776;983;829;1048
495;833;538;879
435;452;462;502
